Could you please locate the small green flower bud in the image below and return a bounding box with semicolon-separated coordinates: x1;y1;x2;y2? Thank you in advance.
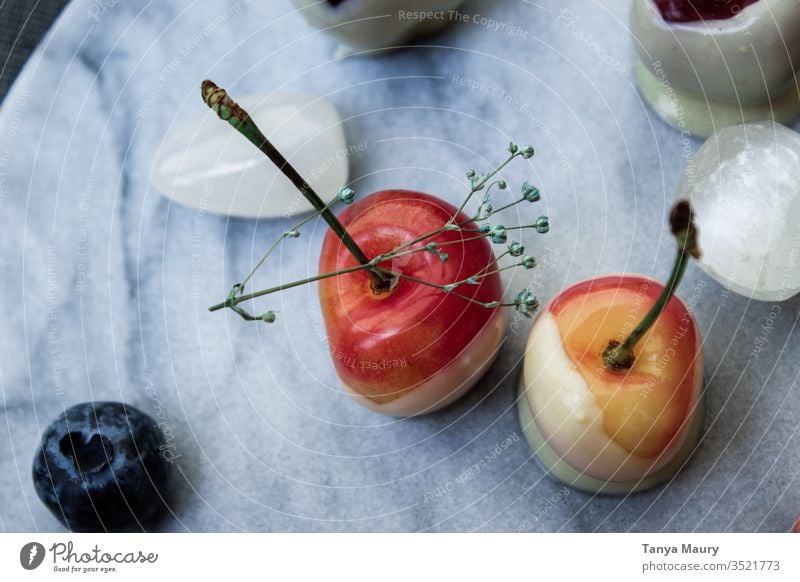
490;225;508;244
338;187;356;204
514;290;539;317
522;182;540;202
535;216;550;234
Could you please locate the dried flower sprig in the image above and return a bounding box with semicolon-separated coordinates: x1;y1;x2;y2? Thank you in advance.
203;81;549;323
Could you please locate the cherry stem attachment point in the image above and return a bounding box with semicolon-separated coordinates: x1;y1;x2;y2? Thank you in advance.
201;80;392;294
602;200;702;371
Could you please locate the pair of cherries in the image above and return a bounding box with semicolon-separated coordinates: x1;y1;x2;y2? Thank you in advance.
204;82;704;496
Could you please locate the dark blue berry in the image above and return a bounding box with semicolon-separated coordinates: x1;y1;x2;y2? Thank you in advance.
32;402;173;532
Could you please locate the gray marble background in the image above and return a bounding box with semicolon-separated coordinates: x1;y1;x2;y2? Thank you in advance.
1;0;799;532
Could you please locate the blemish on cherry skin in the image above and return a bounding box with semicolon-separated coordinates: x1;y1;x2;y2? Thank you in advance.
654;0;759;23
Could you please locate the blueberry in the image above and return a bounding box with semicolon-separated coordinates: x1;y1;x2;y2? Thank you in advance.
32;402;173;532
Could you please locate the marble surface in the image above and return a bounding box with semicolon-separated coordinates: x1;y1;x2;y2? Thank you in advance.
1;0;799;533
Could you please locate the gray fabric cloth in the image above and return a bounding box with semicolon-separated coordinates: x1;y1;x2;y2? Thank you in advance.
0;0;70;101
1;0;799;532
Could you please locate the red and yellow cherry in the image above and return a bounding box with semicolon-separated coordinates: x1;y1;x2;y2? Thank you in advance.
319;190;506;416
518;201;704;493
201;82;546;416
654;0;759;22
793;514;800;533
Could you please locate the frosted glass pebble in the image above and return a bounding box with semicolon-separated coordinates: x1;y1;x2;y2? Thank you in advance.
677;121;800;301
152;92;347;219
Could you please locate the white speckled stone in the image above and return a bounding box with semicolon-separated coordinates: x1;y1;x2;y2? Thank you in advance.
1;0;799;533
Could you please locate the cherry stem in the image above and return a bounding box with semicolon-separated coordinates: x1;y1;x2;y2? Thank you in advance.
238;193;342;290
377;268;508;309
602;200;701;371
201;80;392;294
449;153;518;225
209;262;383;312
206;137;547;324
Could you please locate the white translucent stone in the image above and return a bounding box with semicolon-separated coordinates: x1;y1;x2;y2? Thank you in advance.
152;92;347;219
291;0;466;56
677;121;800;301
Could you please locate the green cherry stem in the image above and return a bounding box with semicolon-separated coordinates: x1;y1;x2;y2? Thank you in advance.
602;200;701;371
201;80;392;294
238;193;343;290
449;156;513;224
489;197;527;215
377;268;511;309
209;262;382;312
206;134;546;324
